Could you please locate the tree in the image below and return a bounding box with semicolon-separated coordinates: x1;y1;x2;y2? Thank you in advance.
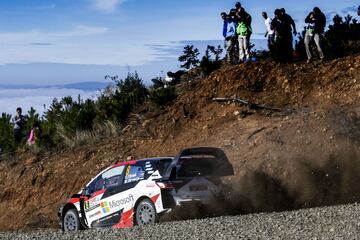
178;45;200;70
96;72;148;122
208;45;223;61
199;45;223;76
333;14;343;26
344;14;352;25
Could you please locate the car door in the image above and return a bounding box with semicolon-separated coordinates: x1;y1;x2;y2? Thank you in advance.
83;165;126;228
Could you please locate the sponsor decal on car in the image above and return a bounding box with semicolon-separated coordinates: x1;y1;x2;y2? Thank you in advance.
89;210;102;219
109;195;134;209
124;173;144;183
101;202;110;214
125;165;131;176
85;196;102;210
92;210;123;228
99;195;134;214
85;204;100;212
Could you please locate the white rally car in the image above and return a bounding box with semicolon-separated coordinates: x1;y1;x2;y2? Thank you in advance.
58;147;234;231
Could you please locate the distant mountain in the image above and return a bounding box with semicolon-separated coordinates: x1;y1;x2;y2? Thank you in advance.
0;81;112;91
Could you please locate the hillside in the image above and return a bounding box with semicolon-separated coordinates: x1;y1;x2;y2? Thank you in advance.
0;55;359;231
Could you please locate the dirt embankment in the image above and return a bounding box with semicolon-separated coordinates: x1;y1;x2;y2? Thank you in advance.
0;55;359;231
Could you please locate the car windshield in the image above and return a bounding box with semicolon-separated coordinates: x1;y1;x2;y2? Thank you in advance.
156;159;173;176
177;157;217;178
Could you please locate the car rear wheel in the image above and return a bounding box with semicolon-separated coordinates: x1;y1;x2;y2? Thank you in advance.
135;199;157;226
63;209;80;232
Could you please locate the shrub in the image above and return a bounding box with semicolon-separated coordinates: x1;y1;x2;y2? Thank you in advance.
99;72;148;122
151;77;165;89
200;45;223;76
0;113;15;154
149;87;177;107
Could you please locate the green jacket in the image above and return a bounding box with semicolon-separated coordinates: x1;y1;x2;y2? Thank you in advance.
236;22;252;37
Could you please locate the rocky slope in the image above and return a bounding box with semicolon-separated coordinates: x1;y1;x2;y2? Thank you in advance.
0;55;359;231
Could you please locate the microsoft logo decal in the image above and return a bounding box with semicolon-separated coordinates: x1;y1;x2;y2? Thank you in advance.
100;202;110;213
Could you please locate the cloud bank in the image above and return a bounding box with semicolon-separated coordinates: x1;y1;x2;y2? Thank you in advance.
0;87;99;115
90;0;126;13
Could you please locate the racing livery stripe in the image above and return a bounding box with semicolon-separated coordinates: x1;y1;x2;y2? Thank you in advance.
69;198;80;204
151;194;160;204
91;189;106;198
112;160;137;168
112;208;134;228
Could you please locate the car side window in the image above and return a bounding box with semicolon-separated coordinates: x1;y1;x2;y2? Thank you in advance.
86;176;103;195
124;165;145;184
93;177;105;193
102;166;125;188
87;166;125;195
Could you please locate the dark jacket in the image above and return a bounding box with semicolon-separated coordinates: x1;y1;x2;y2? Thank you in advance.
236;8;252;27
305;11;326;33
229;7;251;26
283;13;296;34
271;17;286;37
12;115;26;130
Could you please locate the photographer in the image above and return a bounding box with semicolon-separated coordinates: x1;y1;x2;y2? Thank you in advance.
11;107;27;144
304;7;326;63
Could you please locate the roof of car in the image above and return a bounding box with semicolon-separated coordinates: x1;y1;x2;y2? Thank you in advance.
137;157;174;162
111;157;174;168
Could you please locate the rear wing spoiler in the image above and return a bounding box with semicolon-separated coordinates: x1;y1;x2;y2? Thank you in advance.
163;147;234;179
176;147;230;161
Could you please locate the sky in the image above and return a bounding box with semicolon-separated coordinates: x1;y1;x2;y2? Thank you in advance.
0;0;359;114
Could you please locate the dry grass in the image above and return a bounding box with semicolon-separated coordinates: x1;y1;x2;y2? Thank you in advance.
56;120;121;148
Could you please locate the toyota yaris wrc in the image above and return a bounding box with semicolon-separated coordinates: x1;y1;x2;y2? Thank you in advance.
59;147;234;231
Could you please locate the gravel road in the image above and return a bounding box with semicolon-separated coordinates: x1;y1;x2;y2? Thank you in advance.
2;203;360;240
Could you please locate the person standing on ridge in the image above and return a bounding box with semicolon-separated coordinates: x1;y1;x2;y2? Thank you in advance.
236;11;252;62
12;107;26;144
262;12;275;51
280;8;297;61
229;2;242;60
271;9;288;62
304;7;326;63
229;2;242;22
235;3;252;38
236;8;252;62
222;12;237;64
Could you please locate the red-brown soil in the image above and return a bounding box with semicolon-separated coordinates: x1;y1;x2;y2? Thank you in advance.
0;55;359;231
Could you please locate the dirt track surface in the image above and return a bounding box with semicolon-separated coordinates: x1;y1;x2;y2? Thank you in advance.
1;203;360;239
0;55;359;230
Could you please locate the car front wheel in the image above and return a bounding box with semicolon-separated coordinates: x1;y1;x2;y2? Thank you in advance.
135;199;157;226
63;209;80;232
